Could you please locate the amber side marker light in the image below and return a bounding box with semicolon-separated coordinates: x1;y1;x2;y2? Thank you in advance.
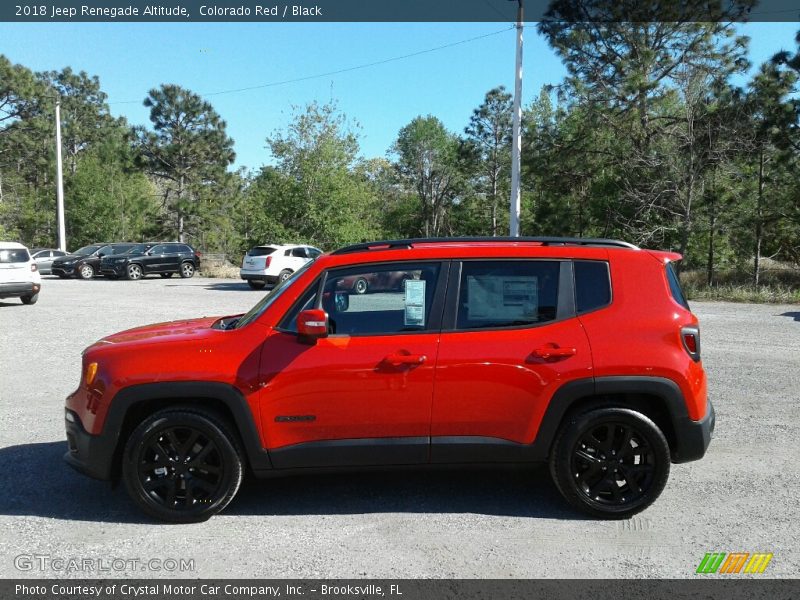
85;362;98;385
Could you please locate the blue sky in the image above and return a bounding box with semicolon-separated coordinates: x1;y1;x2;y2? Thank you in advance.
0;21;797;171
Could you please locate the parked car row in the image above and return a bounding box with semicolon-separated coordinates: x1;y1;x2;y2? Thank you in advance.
50;242;201;280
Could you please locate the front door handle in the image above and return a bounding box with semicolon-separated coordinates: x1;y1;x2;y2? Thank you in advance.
383;352;427;367
530;345;577;361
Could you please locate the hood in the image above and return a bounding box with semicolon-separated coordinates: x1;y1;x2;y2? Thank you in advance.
97;316;220;345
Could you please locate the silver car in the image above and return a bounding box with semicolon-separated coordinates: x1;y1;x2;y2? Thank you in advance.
30;248;68;275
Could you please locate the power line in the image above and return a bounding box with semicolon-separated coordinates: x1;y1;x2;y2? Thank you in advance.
108;25;515;105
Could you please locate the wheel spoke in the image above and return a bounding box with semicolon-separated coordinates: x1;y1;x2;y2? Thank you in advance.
621;469;641;494
616;427;634;457
575;448;602;464
179;431;200;459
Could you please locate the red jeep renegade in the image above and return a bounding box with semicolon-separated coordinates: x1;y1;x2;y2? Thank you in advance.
65;237;714;522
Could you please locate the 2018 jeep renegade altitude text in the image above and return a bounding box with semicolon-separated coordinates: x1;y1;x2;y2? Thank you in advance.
64;237;714;522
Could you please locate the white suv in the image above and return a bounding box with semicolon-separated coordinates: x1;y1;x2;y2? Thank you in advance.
240;244;322;289
0;242;42;305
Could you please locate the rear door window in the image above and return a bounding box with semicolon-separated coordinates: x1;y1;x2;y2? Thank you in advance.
456;261;560;330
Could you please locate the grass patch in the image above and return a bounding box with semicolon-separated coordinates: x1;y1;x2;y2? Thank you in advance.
682;267;800;304
199;263;240;279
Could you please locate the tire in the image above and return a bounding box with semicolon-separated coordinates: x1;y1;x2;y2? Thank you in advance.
126;264;144;281
354;277;369;295
122;408;244;523
160;273;174;278
247;280;266;290
57;274;69;279
21;293;38;305
549;407;670;519
278;269;292;283
78;263;94;280
180;262;195;279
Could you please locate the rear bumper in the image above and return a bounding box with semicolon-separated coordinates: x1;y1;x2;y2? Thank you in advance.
0;281;40;298
64;409;115;481
240;271;277;283
671;398;715;463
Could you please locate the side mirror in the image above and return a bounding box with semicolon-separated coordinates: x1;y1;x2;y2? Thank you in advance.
297;309;328;342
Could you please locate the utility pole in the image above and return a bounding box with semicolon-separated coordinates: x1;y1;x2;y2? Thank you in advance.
509;0;524;237
55;97;66;251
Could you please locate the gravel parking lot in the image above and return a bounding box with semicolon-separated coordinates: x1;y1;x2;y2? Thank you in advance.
1;276;798;578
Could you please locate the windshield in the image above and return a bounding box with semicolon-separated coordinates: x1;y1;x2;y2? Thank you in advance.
74;245;104;256
234;261;315;329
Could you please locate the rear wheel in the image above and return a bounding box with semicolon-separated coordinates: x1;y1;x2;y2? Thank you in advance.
160;273;173;278
126;264;144;280
549;407;670;519
122;409;243;523
21;293;38;305
278;269;292;283
180;262;195;278
247;280;265;290
78;264;94;280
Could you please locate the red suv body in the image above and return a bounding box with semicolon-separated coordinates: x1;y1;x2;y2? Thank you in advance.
64;237;714;522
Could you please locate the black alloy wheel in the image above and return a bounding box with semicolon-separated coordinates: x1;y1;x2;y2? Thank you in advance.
122;409;243;522
549;407;670;518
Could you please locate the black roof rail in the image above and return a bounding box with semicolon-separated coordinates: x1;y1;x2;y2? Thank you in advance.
331;236;639;255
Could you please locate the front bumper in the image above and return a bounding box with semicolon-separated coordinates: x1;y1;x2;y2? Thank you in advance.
64;409;116;480
0;281;40;298
51;265;75;276
672;398;715;463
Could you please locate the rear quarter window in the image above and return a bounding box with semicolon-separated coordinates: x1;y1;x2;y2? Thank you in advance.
666;262;690;309
574;261;611;313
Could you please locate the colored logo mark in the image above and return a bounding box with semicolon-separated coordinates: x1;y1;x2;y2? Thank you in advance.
696;552;773;574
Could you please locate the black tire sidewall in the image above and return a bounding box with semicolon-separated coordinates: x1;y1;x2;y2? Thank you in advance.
549;407;670;519
122;410;243;523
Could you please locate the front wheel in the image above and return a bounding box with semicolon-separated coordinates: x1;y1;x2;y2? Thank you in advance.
549;407;670;519
78;264;94;280
180;262;195;278
122;409;243;523
126;264;144;280
21;293;38;305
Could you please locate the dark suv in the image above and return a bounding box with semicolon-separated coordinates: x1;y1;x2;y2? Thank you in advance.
65;237;713;522
51;243;139;279
100;242;200;280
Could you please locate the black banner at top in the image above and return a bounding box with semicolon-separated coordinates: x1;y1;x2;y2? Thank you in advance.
1;0;799;23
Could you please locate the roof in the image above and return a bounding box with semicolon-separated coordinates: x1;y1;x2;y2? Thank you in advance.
0;241;29;250
332;237;639;255
251;243;320;249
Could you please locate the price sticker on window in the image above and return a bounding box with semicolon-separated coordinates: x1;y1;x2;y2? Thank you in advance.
404;279;426;326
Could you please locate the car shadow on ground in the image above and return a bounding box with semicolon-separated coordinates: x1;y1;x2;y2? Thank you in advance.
779;311;800;322
0;441;580;524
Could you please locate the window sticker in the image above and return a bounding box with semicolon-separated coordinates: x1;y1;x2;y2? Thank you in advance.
467;275;538;322
404;279;426;326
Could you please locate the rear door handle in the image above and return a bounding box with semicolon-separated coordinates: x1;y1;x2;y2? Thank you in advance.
383;352;427;367
530;345;577;360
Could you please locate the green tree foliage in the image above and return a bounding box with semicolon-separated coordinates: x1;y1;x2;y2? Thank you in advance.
254;101;381;249
391;115;466;237
464;86;512;236
134;84;235;243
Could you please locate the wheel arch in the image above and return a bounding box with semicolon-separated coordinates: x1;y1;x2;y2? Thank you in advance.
105;382;272;480
538;376;690;461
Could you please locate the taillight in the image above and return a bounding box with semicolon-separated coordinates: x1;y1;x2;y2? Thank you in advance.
264;256;272;268
681;326;701;361
31;263;37;272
